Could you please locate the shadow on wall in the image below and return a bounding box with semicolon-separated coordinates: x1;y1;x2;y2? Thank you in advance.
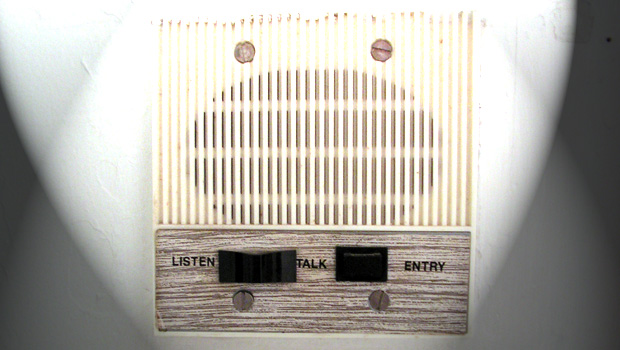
467;135;620;349
466;0;620;347
557;0;620;247
0;71;152;350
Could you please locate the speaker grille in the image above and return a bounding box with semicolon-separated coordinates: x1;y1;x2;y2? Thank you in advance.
154;12;475;227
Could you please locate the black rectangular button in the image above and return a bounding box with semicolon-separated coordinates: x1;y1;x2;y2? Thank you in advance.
335;247;388;282
218;250;297;283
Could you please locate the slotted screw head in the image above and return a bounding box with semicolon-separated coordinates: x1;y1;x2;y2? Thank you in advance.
234;41;255;63
371;39;393;62
368;290;390;311
232;290;254;311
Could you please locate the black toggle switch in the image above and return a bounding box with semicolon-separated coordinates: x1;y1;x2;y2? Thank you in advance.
336;247;388;282
218;250;297;283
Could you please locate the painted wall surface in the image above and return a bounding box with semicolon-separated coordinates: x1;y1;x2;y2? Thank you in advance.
1;0;619;349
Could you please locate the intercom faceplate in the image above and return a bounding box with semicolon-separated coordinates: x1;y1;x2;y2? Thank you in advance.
154;12;476;334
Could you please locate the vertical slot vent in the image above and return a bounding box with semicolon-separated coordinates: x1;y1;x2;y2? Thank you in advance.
154;12;475;227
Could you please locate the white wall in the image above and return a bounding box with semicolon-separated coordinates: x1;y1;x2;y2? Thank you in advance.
1;0;619;349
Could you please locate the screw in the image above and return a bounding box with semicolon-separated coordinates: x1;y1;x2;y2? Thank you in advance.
234;41;255;63
368;290;390;311
232;290;254;311
370;39;393;62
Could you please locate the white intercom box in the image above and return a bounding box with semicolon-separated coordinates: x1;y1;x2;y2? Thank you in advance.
154;11;477;334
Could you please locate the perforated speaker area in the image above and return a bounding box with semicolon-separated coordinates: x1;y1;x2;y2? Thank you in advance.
154;13;474;227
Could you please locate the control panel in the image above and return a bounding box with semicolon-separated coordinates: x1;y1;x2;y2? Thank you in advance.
156;230;470;334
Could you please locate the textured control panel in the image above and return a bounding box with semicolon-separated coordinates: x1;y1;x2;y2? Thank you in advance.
156;230;470;334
